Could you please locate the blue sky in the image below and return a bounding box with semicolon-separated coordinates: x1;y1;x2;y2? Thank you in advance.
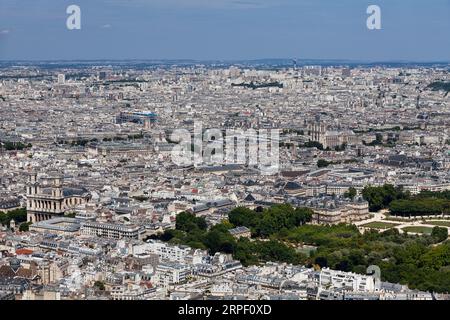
0;0;449;61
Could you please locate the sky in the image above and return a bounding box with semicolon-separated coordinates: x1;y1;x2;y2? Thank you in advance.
0;0;449;61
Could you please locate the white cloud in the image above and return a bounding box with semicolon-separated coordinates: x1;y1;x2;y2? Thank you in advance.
101;24;112;28
0;29;10;34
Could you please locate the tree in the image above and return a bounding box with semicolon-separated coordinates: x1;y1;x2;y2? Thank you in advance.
317;159;331;168
156;201;450;293
94;281;105;291
228;207;258;229
315;256;328;268
362;184;407;212
294;207;313;225
390;198;450;217
234;238;259;266
175;212;207;232
302;141;324;150
228;205;313;238
0;208;27;227
203;229;236;254
344;187;357;200
334;143;347;152
431;227;448;243
19;222;31;232
1;141;31;151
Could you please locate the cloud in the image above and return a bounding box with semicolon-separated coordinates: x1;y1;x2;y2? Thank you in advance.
0;29;10;35
101;24;112;28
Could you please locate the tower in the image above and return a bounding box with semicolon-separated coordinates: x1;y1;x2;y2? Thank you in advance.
27;173;40;223
308;117;327;143
52;177;63;198
57;73;66;85
28;173;39;196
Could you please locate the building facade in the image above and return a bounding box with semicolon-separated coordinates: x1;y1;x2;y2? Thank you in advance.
80;221;142;240
26;174;91;223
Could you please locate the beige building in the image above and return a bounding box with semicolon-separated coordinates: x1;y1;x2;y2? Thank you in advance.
26;173;91;223
307;122;360;149
310;199;370;225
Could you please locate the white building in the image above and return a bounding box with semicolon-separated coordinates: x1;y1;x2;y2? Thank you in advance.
319;268;379;292
152;262;191;287
80;221;142;240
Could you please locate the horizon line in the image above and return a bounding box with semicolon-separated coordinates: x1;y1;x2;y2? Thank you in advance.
1;58;449;64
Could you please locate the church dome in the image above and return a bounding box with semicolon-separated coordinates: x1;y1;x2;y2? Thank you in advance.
9;258;21;272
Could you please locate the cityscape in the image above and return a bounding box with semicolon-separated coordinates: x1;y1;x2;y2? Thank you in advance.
0;60;449;301
0;0;450;305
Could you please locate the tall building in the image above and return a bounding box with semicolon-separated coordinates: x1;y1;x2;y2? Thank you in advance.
99;71;107;80
26;174;91;223
308;121;327;143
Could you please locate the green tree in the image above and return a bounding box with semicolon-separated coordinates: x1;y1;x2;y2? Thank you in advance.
228;207;258;229
94;281;105;291
19;222;31;232
362;184;407;212
314;256;328;268
203;229;236;254
344;187;357;200
175;212;207;232
317;159;331;168
302;141;324;150
431;227;448;243
0;208;27;227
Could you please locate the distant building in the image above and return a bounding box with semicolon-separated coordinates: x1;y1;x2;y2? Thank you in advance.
115;111;157;125
99;71;107;80
307;121;360;149
57;74;65;85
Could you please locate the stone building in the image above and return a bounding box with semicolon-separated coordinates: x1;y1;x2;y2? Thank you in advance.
295;196;370;225
26;173;91;223
307;121;360;149
311;198;370;225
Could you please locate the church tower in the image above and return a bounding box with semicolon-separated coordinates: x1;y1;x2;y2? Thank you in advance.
52;177;63;198
28;173;39;196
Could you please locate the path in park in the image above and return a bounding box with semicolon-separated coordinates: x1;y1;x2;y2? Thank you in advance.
355;210;450;238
